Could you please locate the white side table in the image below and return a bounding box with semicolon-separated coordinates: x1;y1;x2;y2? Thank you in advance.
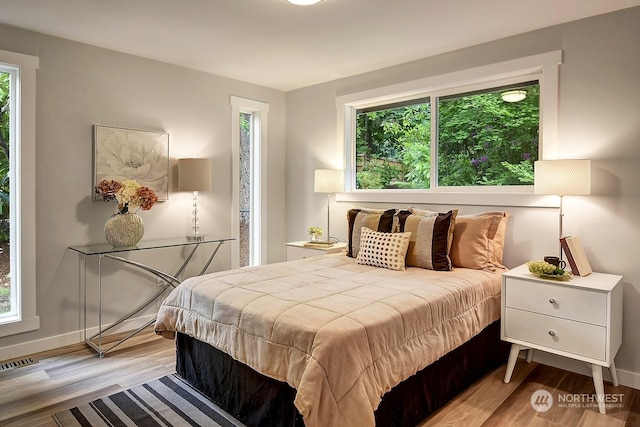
501;264;623;414
285;241;347;261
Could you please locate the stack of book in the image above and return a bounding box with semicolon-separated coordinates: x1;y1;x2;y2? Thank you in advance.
560;235;592;276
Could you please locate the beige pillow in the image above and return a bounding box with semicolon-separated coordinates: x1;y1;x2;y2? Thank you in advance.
489;211;509;267
448;211;509;270
355;227;411;271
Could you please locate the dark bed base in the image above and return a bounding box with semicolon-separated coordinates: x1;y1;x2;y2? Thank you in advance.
176;320;508;427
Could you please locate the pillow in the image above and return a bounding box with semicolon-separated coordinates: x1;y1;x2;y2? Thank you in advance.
396;209;457;271
355;227;411;271
448;211;509;270
347;208;396;258
489;211;509;267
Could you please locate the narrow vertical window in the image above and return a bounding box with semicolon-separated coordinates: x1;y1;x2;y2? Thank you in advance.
0;70;11;318
0;50;38;336
230;96;268;268
239;112;252;267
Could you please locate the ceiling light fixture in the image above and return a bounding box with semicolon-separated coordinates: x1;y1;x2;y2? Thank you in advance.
501;90;527;103
285;0;323;5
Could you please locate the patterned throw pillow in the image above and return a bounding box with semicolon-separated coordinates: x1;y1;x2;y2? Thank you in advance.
355;227;411;271
396;209;457;271
347;208;397;258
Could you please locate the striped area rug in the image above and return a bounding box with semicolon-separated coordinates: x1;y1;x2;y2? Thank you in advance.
52;374;245;427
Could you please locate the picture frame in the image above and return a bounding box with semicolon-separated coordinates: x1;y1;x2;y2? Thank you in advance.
93;125;170;201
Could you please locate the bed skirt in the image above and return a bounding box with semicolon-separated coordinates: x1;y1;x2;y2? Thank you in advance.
175;320;508;427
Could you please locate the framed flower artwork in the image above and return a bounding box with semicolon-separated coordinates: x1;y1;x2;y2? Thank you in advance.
93;125;170;201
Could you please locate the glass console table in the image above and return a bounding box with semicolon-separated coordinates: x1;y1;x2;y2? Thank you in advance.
69;236;234;357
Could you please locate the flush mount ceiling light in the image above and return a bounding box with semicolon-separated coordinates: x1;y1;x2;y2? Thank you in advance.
285;0;323;5
501;90;527;103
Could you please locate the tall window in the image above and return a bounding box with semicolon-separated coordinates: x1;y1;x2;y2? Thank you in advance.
0;70;11;318
230;96;269;268
239;112;252;267
339;51;561;205
0;50;38;336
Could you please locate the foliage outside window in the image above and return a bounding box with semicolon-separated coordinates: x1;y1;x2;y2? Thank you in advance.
355;82;540;189
0;72;10;315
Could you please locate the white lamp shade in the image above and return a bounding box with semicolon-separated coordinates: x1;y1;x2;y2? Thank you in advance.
179;158;212;192
314;169;344;193
534;159;591;196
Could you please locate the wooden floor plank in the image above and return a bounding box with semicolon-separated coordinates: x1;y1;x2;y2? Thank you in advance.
1;327;638;426
419;359;537;426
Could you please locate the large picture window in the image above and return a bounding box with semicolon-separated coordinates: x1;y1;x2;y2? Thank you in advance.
339;51;561;205
355;81;539;189
438;82;539;187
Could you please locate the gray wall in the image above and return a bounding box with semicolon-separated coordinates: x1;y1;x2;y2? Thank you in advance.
287;8;640;386
0;24;286;353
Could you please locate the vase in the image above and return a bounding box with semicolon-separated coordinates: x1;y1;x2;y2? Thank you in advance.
104;213;144;247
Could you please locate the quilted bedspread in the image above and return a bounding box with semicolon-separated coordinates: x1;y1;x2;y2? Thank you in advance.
154;254;503;427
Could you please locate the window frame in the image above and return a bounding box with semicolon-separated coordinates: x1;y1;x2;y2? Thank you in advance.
336;51;562;207
0;50;39;336
230;96;269;268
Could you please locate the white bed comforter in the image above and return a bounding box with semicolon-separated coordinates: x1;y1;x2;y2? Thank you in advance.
154;254;503;427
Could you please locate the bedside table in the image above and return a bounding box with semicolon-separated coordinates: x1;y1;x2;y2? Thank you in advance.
285;241;347;261
501;264;623;414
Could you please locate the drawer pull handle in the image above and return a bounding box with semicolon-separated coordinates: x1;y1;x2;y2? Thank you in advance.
548;330;556;337
549;298;557;304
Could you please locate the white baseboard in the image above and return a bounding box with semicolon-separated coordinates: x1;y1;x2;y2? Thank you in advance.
0;314;157;361
527;351;640;390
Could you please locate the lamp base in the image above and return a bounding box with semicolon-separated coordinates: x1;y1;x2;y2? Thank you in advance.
186;234;205;242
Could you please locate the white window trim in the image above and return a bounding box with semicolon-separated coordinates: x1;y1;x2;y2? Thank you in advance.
0;49;39;336
336;50;562;208
230;96;269;268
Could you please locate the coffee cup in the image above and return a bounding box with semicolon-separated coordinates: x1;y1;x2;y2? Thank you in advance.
544;256;566;270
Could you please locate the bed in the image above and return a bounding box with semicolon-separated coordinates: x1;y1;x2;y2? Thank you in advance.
154;208;510;427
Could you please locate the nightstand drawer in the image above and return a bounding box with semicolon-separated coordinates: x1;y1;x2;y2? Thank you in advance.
505;307;606;361
505;278;606;326
286;245;314;260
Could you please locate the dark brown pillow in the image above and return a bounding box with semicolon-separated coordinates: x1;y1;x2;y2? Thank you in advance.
347;208;396;258
397;210;457;271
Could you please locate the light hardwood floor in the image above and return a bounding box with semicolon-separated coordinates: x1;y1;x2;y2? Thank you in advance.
1;327;638;426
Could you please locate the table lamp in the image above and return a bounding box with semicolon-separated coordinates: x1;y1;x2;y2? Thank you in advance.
179;158;212;242
534;159;591;258
314;169;344;246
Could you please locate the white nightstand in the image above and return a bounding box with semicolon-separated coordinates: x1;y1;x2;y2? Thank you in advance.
501;264;623;414
285;241;347;261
